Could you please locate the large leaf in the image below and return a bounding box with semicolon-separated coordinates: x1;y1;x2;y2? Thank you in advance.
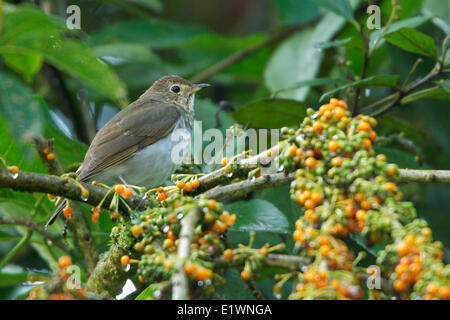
93;43;161;64
369;16;431;50
2;52;43;81
232;99;308;129
88;19;207;49
384;27;437;59
225;199;290;234
273;0;320;25
320;75;400;101
265;0;361;101
0;5;127;103
0;71;44;157
0;266;29;288
312;0;355;23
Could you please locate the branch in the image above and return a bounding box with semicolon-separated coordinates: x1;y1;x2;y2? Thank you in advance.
398;169;450;183
172;207;202;300
86;224;134;298
0;168;149;214
213;254;310;272
201;168;450;202
0;215;72;254
190;23;316;83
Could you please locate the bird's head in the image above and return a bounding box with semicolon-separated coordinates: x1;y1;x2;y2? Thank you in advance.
148;75;210;112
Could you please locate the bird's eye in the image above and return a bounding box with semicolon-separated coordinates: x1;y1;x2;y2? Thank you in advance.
171;85;180;93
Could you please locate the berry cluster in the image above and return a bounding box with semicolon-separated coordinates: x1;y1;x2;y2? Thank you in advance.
279;98;449;300
120;195;236;299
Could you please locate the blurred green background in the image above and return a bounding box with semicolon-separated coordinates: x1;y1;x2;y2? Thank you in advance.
0;0;448;299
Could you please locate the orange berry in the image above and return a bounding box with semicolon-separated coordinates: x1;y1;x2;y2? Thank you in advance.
438;286;450;300
385;182;396;193
288;145;298;156
163;238;174;248
224;249;233;261
176;180;185;189
208;199;217;211
184;262;197;276
404;234;415;246
192;179;201;188
318;236;330;246
427;283;439;296
157;192;167;201
304;209;316;222
386;165;397;177
334;107;345;119
122;188;133;199
120;255;130;266
395;264;407;275
305;157;317;169
195;267;213;281
357;121;371;133
363;138;372;150
313;121;323;133
131;225;142;238
319;245;331;257
328;140;339;152
369;130;377;142
393;279;407;292
293;230;305;243
241;270;252;281
304;199;316;209
114;184;124;194
345;203;357;217
221;157;228;167
311;191;322;204
63;206;73;220
91;207;100;223
330;98;339;106
46;153;55;161
43;148;49;155
356;210;366;221
331;156;343;167
58;256;72;269
360;200;372;210
397;242;410;256
338;100;348;109
184;182;194;192
9;165;19;175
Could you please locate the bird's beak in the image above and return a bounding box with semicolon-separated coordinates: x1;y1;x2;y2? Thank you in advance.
191;83;210;93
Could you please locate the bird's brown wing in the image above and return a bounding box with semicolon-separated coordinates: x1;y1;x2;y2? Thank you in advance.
78;98;182;182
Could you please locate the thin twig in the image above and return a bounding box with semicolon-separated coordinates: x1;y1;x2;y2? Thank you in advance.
0;229;32;269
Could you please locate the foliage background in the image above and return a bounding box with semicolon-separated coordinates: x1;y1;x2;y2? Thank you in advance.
0;0;448;299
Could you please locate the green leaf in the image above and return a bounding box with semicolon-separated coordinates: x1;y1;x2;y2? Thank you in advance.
88;19;208;49
314;37;353;49
0;266;29;288
272;78;343;97
225;199;290;234
2;52;43;81
92;43;161;64
0;71;44;151
384;27;437;59
312;0;355;23
265;7;356;100
369;16;431;49
135;282;167;300
320;75;400;101
232;98;308;129
273;0;320;25
401;86;450;104
125;0;163;12
0;6;127;103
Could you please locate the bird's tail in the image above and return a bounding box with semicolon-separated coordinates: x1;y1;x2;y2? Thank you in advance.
45;200;66;230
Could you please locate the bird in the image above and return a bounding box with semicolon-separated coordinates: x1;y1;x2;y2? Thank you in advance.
45;75;210;228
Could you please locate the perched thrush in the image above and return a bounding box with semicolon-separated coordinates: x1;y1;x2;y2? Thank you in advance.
46;75;209;228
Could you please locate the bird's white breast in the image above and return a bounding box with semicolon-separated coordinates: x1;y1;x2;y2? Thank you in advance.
94;118;191;187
